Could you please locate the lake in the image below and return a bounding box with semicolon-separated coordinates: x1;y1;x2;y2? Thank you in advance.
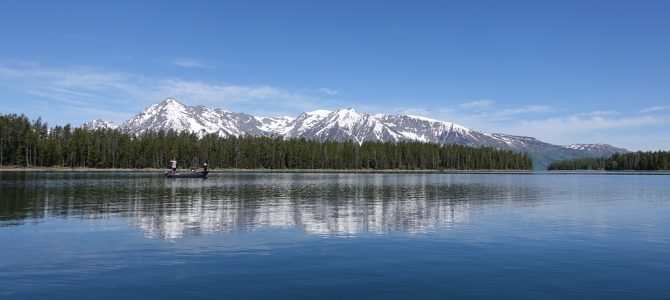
1;172;669;299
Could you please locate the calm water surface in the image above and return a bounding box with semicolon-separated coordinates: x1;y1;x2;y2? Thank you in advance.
1;172;669;299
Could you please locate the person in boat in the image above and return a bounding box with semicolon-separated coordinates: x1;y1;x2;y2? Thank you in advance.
170;159;177;174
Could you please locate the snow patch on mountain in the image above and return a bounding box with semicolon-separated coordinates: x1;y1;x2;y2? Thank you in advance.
255;116;295;135
406;114;441;123
375;114;482;146
282;110;332;138
303;108;404;144
565;143;628;156
82;97;629;169
82;119;118;130
119;98;264;137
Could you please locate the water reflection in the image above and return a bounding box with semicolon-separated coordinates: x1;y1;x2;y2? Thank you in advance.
0;172;539;239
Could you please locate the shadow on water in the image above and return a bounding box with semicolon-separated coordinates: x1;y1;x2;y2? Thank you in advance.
0;172;541;238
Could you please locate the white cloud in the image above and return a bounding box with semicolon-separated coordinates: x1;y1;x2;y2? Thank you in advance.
397;106;433;116
156;80;297;103
494;114;668;149
492;105;552;119
377;105;455;119
459;99;493;109
443;104;553;125
517;115;662;132
2;62;668;151
0;63;327;123
640;106;670;113
409;102;666;150
319;87;339;95
598;134;670;151
579;110;620;117
438;107;455;114
59;106;133;123
173;57;207;68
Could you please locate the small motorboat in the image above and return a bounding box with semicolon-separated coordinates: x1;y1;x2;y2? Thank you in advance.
165;171;209;178
165;161;209;178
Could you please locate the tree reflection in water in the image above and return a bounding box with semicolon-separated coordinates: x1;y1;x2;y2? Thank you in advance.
0;172;539;239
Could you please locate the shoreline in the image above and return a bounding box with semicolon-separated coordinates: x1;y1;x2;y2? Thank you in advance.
0;166;534;174
3;167;668;174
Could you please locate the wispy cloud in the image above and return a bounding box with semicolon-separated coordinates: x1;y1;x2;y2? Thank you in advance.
0;65;131;106
319;87;339;95
369;101;551;129
491;105;552;120
154;79;314;107
459;99;493;110
640;106;670;113
2;62;667;151
0;63;327;122
173;57;208;68
579;110;620;117
440;104;553;125
517;115;662;132
378;105;454;119
492;114;668;149
389;103;669;150
397;106;433;117
392;101;663;149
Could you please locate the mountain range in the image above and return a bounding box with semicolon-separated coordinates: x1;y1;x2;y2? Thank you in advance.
83;98;627;169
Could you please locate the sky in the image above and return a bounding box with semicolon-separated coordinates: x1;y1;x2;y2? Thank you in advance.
0;0;669;150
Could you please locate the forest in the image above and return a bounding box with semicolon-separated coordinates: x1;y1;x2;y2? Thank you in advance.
0;114;533;170
547;151;670;171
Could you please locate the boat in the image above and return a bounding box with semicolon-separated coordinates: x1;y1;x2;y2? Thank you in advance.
165;161;209;178
165;171;209;178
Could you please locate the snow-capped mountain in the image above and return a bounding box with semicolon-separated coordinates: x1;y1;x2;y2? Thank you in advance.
120;98;266;137
373;114;585;163
566;144;629;157
255;115;295;135
376;114;471;143
86;98;628;169
281;110;331;138
81;119;118;130
284;108;404;143
376;114;507;147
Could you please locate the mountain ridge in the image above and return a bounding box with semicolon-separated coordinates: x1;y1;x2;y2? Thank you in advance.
86;98;628;169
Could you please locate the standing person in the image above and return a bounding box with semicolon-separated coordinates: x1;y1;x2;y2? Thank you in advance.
170;159;177;173
203;163;208;172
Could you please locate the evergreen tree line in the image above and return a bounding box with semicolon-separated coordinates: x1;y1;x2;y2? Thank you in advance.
0;114;533;170
547;151;670;171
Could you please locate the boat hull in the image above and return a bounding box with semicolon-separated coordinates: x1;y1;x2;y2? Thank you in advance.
165;171;208;178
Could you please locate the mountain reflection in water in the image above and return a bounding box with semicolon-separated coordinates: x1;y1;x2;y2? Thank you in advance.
0;172;539;239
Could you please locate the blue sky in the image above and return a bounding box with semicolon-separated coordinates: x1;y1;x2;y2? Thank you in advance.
1;0;669;150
